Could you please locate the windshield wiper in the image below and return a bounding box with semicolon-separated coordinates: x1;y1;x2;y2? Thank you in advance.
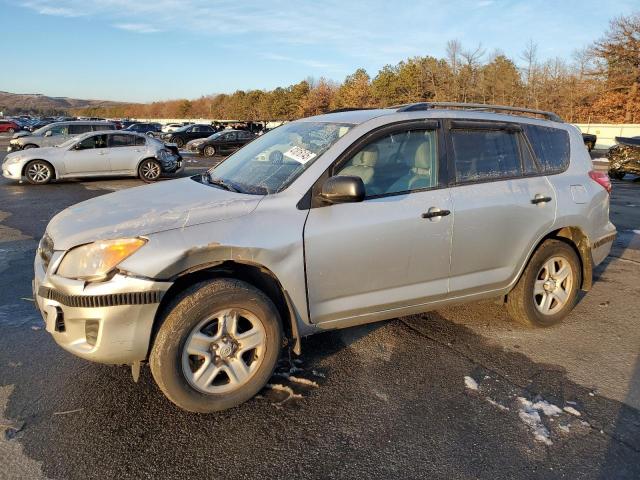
204;172;242;193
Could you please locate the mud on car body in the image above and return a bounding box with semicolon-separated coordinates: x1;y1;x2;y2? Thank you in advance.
34;103;616;412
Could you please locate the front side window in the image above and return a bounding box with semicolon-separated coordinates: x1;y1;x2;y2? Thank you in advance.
77;134;108;150
48;125;69;136
205;121;352;194
335;129;438;196
451;129;521;182
522;124;570;174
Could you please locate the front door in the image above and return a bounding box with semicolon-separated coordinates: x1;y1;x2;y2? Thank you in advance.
304;126;452;324
63;134;111;175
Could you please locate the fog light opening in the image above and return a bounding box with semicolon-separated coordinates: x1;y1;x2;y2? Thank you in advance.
85;319;100;346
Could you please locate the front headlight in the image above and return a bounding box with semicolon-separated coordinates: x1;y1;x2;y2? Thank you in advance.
3;154;22;165
56;238;147;281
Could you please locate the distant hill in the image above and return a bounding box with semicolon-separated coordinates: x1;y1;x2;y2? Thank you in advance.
0;91;129;114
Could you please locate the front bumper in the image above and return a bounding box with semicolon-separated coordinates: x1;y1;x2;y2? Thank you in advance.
7;143;22;153
33;251;172;365
2;162;22;180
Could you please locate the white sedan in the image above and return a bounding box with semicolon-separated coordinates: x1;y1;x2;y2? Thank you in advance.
2;131;183;184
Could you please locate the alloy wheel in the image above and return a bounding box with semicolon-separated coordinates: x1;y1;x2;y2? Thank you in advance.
140;160;161;181
26;162;51;183
182;308;266;394
533;256;573;315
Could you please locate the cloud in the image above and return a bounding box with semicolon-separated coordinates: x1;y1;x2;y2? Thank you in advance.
114;23;161;34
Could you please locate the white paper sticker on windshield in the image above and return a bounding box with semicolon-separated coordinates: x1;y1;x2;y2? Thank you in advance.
284;145;317;164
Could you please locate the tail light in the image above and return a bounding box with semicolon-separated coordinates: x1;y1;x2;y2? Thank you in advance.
589;170;611;194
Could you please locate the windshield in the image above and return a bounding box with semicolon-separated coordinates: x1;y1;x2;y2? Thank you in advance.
206;132;224;141
58;136;82;148
204;121;352;194
33;125;52;135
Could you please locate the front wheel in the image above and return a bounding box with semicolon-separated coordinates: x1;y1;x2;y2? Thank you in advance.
25;160;53;184
172;137;185;148
506;239;581;327
150;279;283;412
203;145;216;157
138;158;162;182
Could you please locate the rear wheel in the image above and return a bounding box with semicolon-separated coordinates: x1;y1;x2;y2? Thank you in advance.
203;145;216;157
138;158;162;182
150;279;283;412
506;240;581;327
24;160;53;185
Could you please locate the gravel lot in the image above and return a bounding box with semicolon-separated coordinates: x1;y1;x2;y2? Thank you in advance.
0;135;639;479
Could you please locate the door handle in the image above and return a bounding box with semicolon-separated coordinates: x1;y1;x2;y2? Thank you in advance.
422;208;451;219
531;194;552;204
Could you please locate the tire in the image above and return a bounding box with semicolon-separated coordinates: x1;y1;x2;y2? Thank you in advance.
150;279;283;412
172;136;185;148
8;128;15;134
24;160;53;185
609;170;625;180
23;144;38;150
203;145;216;157
138;158;162;182
506;239;582;327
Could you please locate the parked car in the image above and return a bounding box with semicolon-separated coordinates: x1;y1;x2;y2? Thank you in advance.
7;121;116;152
0;120;20;134
24;120;54;132
125;122;163;136
581;133;597;152
161;123;216;148
185;129;256;157
161;123;185;133
2;131;182;184
607;136;640;179
32;103;615;412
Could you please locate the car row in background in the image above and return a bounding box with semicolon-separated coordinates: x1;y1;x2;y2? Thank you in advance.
160;123;217;148
124;122;163;136
185;129;256;157
8;121;116;152
2;131;182;184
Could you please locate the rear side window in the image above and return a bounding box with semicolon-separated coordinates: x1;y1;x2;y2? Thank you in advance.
68;124;92;134
451;129;521;182
522;125;570;173
109;134;135;147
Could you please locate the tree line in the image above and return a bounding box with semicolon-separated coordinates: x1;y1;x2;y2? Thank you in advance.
76;12;640;124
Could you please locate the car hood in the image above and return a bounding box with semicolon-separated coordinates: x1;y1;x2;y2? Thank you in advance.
47;177;263;250
12;132;31;139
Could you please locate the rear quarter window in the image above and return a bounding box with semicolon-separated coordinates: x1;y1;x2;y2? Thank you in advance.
451;129;521;182
522;124;570;174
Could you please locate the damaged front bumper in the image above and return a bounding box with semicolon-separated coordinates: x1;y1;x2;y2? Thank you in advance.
33;251;173;365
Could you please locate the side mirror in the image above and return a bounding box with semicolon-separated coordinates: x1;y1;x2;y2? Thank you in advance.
44;131;52;137
320;176;365;204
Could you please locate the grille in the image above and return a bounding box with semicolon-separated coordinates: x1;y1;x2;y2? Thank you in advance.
38;234;54;271
38;287;163;308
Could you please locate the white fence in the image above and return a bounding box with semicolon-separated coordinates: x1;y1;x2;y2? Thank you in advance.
574;124;640;149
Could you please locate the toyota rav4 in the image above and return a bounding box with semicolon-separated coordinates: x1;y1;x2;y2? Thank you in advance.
34;103;616;412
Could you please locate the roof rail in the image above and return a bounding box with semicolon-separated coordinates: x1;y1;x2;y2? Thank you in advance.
394;102;563;123
327;107;375;114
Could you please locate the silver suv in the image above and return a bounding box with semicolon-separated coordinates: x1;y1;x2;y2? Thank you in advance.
33;103;616;412
8;121;116;152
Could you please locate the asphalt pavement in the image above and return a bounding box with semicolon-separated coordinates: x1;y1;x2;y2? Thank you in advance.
0;136;639;479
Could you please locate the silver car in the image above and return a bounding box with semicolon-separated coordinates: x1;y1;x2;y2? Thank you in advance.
3;131;182;184
33;103;616;412
8;120;116;152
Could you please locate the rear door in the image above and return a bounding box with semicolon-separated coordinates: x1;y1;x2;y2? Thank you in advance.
107;133;145;173
304;122;453;324
446;120;556;295
63;134;111;175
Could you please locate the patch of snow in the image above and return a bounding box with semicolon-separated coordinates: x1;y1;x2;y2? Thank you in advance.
566;400;577;405
564;406;581;417
517;397;553;445
531;400;563;417
558;424;571;433
311;370;325;378
265;383;303;403
464;376;479;391
288;376;319;388
485;397;509;411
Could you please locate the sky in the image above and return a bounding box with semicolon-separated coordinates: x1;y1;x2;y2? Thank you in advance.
1;0;637;103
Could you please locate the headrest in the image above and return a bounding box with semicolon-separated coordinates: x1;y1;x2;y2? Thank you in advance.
357;144;378;167
414;141;431;170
